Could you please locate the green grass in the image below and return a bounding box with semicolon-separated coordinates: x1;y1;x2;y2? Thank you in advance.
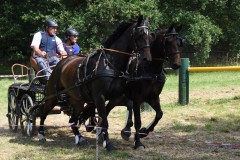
0;79;14;122
172;120;197;132
164;71;240;91
1;71;240;160
189;71;240;90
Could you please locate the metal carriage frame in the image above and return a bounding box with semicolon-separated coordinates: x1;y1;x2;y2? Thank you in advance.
6;64;69;137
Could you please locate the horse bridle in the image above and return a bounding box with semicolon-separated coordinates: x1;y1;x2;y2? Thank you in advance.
132;25;151;53
163;33;183;47
158;32;182;61
99;25;150;57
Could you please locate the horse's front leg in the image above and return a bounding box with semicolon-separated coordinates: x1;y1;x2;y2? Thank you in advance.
140;99;163;138
106;97;133;141
133;101;145;149
95;98;115;151
121;98;133;141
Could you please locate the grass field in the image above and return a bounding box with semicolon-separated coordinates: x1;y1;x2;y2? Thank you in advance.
0;71;240;160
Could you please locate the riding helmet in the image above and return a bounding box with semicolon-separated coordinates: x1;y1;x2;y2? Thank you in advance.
65;28;79;37
44;19;58;27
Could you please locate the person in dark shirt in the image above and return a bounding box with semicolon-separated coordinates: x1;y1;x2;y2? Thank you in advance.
63;28;81;55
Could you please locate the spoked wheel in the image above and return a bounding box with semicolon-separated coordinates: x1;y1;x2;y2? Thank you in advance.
7;90;19;132
20;94;36;137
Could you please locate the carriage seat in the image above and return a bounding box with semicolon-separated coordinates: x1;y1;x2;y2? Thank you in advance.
29;55;49;84
30;55;40;73
30;55;69;114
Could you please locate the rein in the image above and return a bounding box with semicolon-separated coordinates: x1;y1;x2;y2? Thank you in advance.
101;48;135;56
153;57;165;61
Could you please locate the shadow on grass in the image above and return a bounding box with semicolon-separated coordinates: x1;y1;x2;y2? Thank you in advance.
1;122;239;160
1;125;137;151
0;126;97;149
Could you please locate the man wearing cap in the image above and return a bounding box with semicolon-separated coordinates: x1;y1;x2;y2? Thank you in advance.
30;19;67;76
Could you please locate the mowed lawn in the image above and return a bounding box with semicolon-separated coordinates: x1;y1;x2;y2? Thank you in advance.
0;71;239;160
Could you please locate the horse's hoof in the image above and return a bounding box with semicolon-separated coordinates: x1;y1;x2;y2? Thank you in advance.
121;128;131;141
135;145;145;150
134;141;145;150
139;127;148;138
38;133;46;141
102;140;115;151
106;142;115;152
75;135;88;145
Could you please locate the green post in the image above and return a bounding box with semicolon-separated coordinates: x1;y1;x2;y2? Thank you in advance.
178;58;189;105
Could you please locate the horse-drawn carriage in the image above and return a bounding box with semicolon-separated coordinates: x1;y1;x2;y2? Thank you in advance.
6;15;183;151
6;62;71;137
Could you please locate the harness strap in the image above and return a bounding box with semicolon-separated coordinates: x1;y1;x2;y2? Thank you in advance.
127;72;166;82
76;68;126;102
136;45;151;52
101;48;134;56
153;57;165;61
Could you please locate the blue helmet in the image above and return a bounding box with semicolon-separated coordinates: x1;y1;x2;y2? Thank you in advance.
44;19;58;27
65;28;79;37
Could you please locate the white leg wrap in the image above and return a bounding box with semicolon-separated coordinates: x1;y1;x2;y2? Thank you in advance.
75;135;79;144
103;140;107;148
75;135;86;144
38;133;45;141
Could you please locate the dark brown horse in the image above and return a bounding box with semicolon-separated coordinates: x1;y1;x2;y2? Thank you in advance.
105;24;183;149
37;15;151;151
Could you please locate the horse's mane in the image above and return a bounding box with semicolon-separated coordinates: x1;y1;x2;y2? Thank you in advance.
103;19;136;48
158;29;167;34
155;27;168;36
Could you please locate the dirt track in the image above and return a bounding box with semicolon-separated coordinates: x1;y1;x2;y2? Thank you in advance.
1;88;240;160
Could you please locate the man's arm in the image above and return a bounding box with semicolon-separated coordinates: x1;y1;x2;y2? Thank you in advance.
31;45;47;57
56;36;67;57
30;32;47;57
60;50;67;56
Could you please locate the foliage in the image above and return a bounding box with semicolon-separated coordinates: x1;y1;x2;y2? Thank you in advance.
0;0;240;65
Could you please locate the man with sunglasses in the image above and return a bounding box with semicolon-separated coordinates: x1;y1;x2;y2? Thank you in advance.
30;19;67;76
63;28;81;55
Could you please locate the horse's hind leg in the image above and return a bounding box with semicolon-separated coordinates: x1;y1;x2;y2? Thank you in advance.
38;98;57;141
95;98;115;151
38;111;47;141
68;101;87;145
82;103;96;132
69;114;87;145
139;98;163;138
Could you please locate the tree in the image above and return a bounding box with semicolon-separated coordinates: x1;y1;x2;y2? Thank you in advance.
1;0;240;65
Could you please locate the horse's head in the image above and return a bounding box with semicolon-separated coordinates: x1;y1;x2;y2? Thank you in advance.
131;15;152;62
103;15;152;71
152;25;183;70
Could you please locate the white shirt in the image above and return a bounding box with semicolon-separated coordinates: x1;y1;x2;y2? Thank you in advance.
30;31;65;53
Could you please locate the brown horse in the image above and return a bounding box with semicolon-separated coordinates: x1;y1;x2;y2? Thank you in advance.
105;24;183;149
37;15;151;151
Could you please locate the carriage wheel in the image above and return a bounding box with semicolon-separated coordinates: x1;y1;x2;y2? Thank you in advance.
7;90;19;132
20;94;36;137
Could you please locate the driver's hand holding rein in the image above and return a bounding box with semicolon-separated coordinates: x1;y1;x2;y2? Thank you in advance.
30;19;67;76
